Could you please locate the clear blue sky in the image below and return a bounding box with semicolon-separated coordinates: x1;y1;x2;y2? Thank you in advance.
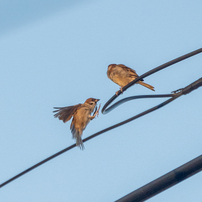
0;1;202;201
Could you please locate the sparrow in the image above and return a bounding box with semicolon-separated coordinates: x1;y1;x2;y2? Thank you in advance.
53;98;100;149
107;64;155;94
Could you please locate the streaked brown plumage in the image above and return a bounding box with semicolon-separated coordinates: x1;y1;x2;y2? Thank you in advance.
107;64;155;94
53;98;100;149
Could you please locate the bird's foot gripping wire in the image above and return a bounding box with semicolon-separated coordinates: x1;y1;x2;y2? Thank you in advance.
116;87;123;96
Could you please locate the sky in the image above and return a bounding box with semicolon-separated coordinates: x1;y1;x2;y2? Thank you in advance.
0;0;202;201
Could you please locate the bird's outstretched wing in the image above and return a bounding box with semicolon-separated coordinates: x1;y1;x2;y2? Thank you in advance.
53;104;81;123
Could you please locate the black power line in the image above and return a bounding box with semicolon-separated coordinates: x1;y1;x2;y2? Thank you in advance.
0;48;202;189
116;155;202;202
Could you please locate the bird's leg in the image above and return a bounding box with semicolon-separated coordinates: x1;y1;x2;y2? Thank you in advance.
89;104;101;120
95;104;101;117
115;87;123;96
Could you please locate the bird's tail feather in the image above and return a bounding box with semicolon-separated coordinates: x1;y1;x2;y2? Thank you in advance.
138;81;155;91
76;136;84;150
71;125;84;150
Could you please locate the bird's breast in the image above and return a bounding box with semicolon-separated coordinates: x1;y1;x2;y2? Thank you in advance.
73;107;91;129
110;68;133;87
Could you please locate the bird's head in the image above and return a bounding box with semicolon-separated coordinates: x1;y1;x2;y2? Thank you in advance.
85;98;100;105
107;64;116;77
85;98;100;112
108;64;116;71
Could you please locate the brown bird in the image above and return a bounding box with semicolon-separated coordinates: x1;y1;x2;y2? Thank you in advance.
53;98;100;149
107;64;155;94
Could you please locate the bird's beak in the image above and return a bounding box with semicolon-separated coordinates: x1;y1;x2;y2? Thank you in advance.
95;99;100;102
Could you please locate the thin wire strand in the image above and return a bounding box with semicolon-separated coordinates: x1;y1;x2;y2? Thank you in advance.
0;48;202;188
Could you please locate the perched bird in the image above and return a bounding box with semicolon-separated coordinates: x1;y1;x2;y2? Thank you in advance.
107;64;155;94
53;98;100;149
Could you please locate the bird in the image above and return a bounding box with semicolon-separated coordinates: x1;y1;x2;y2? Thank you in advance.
107;64;155;94
53;98;100;149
